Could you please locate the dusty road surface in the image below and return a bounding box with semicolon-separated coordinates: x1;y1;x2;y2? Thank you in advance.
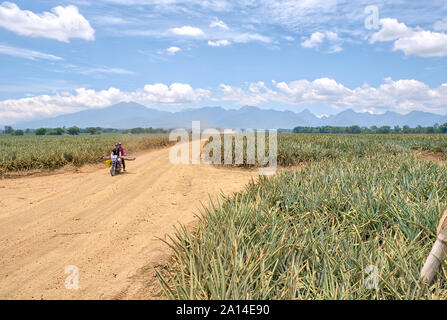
0;143;258;299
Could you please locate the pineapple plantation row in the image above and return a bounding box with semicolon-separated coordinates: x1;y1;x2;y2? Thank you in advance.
0;134;172;176
158;134;447;299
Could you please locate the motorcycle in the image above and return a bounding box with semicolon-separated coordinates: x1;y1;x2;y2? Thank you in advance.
104;155;136;176
110;155;123;176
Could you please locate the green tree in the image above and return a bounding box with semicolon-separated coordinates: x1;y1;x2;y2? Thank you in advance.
130;127;145;134
4;126;13;134
402;125;412;134
86;127;98;135
346;125;361;134
426;126;435;134
12;129;24;136
414;125;424;134
393;126;402;133
67;126;81;135
35;128;47;135
46;128;65;135
377;126;391;134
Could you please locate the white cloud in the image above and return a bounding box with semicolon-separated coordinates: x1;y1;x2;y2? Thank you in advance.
166;46;182;55
102;0;232;12
0;2;95;42
4;78;447;123
119;27;271;45
0;44;63;61
209;18;229;30
208;39;230;47
301;32;325;48
0;83;210;123
370;18;413;43
219;78;447;114
328;44;342;53
371;18;447;57
91;1;447;50
301;31;342;52
75;67;135;75
325;31;339;41
92;15;130;25
170;25;204;36
219;81;278;105
157;46;182;55
394;31;447;57
259;0;339;32
231;33;271;44
141;83;208;104
51;63;135;76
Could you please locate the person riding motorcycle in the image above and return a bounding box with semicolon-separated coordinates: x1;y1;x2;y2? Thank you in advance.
118;142;126;171
110;143;125;172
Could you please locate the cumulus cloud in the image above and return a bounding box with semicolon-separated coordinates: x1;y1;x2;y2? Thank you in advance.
170;25;204;36
208;39;230;47
0;83;210;123
301;32;325;48
371;18;447;57
219;78;447;114
301;31;342;52
219;81;278;105
0;2;95;42
4;78;447;124
394;31;447;57
0;44;63;61
370;18;412;43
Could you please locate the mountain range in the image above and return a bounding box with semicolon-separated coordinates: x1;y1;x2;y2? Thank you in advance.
12;102;447;129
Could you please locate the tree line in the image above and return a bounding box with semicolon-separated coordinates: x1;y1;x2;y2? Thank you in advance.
292;124;447;134
1;126;169;136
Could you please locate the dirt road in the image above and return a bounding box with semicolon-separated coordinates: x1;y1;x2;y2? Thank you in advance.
0;143;257;299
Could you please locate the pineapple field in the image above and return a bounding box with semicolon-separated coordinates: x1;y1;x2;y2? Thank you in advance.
158;134;447;299
0;134;172;177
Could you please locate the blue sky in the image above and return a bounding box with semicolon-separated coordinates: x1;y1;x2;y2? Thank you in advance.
1;0;447;124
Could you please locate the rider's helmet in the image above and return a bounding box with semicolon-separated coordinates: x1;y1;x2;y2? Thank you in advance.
118;142;122;145
115;143;119;146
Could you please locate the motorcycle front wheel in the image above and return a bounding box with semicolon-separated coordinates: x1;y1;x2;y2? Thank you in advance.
110;164;116;176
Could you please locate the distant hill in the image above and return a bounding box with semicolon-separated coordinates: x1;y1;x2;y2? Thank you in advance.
12;102;447;129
